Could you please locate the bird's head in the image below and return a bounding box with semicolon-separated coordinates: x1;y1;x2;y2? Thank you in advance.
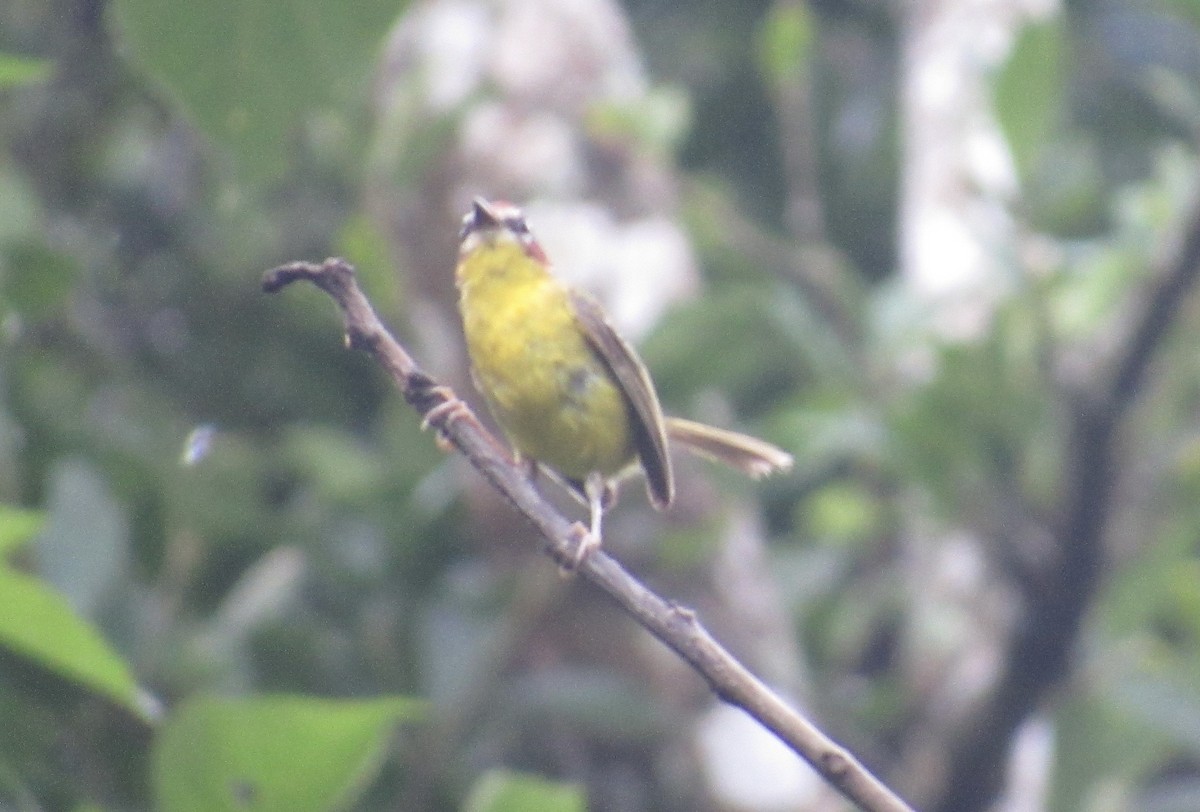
458;197;548;264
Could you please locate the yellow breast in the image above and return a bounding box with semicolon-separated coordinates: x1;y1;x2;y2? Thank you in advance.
456;242;635;481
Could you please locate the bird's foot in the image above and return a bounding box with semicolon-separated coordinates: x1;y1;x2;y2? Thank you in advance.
420;388;471;450
558;522;601;576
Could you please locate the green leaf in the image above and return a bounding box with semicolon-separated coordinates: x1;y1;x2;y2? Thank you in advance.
463;770;586;812
757;2;815;89
805;483;881;547
586;86;691;156
0;505;43;558
108;0;404;183
1;238;79;320
0;53;54;89
37;459;129;619
0;567;147;718
154;694;425;812
993;18;1066;180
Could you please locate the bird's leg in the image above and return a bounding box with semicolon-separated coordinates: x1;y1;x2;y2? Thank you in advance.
560;473;606;574
585;472;606;545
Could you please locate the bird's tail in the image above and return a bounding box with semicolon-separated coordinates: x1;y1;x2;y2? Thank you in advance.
664;417;793;479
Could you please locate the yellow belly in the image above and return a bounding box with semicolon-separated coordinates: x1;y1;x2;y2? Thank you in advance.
458;256;635;481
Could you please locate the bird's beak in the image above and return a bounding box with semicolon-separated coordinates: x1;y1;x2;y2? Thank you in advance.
472;197;500;227
460;197;502;242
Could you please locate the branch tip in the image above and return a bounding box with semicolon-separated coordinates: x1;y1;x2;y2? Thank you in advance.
261;257;356;295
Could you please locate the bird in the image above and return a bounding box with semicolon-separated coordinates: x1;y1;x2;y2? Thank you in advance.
454;197;792;561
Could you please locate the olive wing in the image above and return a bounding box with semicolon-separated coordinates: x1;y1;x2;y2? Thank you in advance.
568;289;674;509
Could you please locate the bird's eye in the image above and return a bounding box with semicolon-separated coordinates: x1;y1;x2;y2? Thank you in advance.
505;216;529;235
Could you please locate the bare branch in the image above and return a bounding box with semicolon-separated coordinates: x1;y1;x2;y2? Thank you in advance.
262;257;916;812
931;195;1200;812
1107;204;1200;420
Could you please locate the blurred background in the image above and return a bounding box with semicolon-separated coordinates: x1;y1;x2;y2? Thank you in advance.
3;0;1200;810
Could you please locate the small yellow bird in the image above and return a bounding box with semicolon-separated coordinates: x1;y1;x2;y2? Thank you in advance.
456;198;792;555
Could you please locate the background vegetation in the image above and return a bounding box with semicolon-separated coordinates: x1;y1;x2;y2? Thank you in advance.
3;0;1200;810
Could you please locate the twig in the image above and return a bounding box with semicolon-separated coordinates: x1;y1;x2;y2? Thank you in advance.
1107;202;1200;420
263;258;916;812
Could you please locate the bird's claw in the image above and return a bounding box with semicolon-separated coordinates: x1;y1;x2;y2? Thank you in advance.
420;389;471;447
558;522;601;576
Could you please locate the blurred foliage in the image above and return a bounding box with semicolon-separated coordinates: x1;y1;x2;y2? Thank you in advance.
994;17;1066;183
0;52;53;89
153;694;424;811
110;0;401;184
2;0;1200;810
463;770;586;812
